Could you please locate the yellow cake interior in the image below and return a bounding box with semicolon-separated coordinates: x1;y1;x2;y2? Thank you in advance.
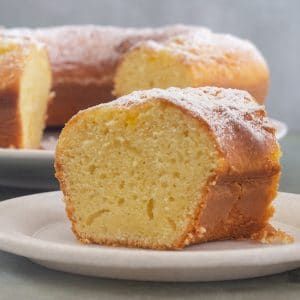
114;47;196;97
19;44;52;148
57;100;221;248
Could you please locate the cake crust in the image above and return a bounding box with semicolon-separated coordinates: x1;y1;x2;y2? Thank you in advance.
0;38;23;148
55;87;281;250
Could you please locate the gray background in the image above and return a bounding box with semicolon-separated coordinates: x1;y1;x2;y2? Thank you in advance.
0;0;299;130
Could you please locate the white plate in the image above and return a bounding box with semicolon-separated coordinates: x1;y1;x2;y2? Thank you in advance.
0;130;59;189
0;118;288;189
0;191;299;282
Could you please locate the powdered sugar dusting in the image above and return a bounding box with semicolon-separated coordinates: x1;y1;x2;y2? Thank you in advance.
4;25;266;87
0;34;45;59
0;34;45;51
138;29;266;66
106;86;269;137
4;25;193;85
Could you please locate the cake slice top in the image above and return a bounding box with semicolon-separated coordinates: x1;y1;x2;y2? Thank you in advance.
134;29;267;66
78;87;280;177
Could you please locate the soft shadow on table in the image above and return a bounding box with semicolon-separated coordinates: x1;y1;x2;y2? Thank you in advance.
0;251;299;300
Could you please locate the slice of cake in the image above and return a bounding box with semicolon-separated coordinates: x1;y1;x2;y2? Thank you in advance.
55;87;282;250
114;30;269;104
0;35;52;148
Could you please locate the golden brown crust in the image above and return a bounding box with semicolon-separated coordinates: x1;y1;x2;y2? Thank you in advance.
47;82;113;126
5;25;269;126
0;37;27;148
0;87;22;147
186;175;279;246
55;87;282;250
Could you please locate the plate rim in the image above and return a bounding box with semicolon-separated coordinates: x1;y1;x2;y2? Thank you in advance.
0;147;53;159
0;191;299;270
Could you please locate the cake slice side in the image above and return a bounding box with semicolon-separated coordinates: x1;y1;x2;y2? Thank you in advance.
18;40;52;148
0;35;52;148
113;44;198;96
0;38;24;147
56;99;225;249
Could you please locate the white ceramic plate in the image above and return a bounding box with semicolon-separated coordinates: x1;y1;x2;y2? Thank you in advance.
0;130;59;189
0;118;289;190
0;191;299;282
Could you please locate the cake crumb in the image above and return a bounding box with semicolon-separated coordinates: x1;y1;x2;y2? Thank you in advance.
251;224;294;244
